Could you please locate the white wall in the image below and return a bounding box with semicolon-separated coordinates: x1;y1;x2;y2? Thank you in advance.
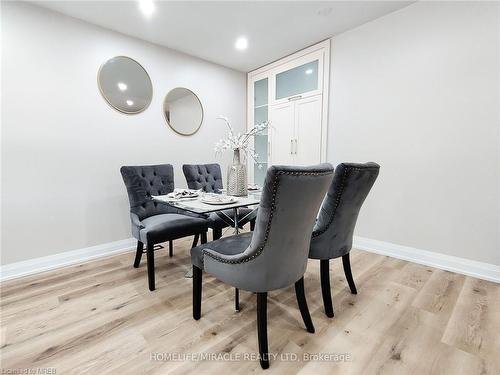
328;2;500;265
1;3;246;264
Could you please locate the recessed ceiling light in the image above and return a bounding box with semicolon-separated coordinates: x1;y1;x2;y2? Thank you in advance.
126;100;134;106
117;82;127;91
235;37;248;51
138;0;155;17
305;69;313;75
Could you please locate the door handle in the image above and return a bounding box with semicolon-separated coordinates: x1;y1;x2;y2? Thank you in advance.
290;139;293;154
288;95;302;101
294;139;298;155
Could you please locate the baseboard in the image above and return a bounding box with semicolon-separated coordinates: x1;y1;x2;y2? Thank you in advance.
0;238;137;282
353;236;500;284
2;236;499;284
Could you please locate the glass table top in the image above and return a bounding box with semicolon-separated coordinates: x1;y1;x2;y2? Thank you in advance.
153;191;261;214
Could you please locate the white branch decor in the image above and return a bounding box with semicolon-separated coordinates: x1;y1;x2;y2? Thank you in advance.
214;116;270;169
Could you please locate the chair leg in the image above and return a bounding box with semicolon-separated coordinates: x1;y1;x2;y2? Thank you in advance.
169;240;173;257
146;243;155;291
294;277;315;333
250;219;256;231
201;231;207;244
342;253;357;294
257;292;269;369
134;241;143;268
213;228;222;241
320;259;334;317
235;288;240;312
192;234;199;248
193;265;202;320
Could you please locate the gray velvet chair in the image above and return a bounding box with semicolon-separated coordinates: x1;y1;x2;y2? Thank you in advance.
191;164;334;369
182;163;256;240
120;164;209;291
309;162;380;317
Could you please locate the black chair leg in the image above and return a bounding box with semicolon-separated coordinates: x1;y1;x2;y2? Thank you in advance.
134;241;143;268
342;253;357;294
294;277;315;333
213;228;222;241
201;231;207;244
169;240;173;257
146;243;155;291
193;265;202;320
192;234;199;248
320;259;334;317
257;292;269;369
235;288;240;311
250;219;256;231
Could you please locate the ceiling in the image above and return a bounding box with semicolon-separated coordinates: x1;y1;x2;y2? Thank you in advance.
35;1;413;72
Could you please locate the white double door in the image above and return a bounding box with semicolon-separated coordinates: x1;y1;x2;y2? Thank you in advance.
269;94;322;166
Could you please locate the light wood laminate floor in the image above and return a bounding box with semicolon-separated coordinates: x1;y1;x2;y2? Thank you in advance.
1;233;499;374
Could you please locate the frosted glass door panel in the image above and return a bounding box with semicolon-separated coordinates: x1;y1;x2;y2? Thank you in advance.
254;164;267;188
254;78;268;107
253;78;268;186
254;106;268;126
253;133;268;186
254;104;268;182
276;60;319;100
254;134;268;159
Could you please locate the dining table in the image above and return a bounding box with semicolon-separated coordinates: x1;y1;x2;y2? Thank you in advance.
152;190;261;280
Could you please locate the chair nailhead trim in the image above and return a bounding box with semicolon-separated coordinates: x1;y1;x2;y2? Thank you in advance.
203;169;333;265
311;166;378;238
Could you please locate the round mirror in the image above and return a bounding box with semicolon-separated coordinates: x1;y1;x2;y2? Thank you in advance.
163;88;203;135
98;56;152;114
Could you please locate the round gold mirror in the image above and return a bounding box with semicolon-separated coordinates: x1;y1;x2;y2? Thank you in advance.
98;56;152;114
163;88;203;136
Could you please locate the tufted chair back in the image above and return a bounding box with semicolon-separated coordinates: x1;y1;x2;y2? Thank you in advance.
182;164;223;193
309;162;380;260
120;164;176;220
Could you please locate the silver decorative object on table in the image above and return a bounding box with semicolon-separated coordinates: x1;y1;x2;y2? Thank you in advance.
214;116;269;197
227;148;248;196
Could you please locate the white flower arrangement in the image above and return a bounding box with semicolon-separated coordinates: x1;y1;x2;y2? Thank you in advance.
214;116;269;168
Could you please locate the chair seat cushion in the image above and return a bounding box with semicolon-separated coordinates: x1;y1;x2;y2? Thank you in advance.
208;207;257;229
191;232;253;269
139;214;208;244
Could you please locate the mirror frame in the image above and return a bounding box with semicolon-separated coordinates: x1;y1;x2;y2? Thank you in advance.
163;87;204;136
97;55;153;115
